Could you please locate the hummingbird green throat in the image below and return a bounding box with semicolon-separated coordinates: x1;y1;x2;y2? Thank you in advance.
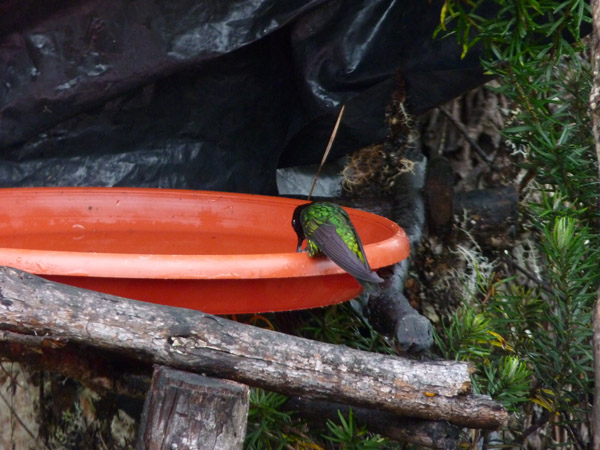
291;202;383;284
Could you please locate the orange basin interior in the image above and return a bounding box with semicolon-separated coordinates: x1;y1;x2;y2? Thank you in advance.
0;188;409;314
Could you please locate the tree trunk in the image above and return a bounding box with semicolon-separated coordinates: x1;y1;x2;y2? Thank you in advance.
136;366;249;450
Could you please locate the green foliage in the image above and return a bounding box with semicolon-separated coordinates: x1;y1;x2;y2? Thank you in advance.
245;387;398;449
435;306;495;361
299;303;396;355
437;0;590;60
532;218;595;406
245;389;296;449
485;217;595;439
439;0;596;225
481;356;532;412
435;302;532;412
436;217;597;442
323;409;386;450
435;1;598;446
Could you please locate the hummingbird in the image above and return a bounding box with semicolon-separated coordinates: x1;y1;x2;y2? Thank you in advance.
291;202;384;284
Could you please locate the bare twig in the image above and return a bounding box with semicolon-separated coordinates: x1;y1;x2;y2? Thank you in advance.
509;260;557;298
440;107;494;166
0;378;50;450
520;410;549;443
308;105;345;200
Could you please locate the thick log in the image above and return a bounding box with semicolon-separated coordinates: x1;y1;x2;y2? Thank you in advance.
454;186;518;235
136;366;249;450
0;267;507;429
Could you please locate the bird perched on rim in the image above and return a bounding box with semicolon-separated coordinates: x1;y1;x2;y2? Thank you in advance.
291;201;383;284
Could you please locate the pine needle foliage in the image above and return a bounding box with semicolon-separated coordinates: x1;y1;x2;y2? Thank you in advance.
436;0;598;447
298;303;396;355
435;283;533;414
245;389;296;449
323;409;387;450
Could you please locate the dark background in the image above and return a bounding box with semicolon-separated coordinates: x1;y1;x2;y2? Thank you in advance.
0;0;488;193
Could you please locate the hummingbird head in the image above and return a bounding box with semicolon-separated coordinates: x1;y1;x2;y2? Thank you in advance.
291;203;310;252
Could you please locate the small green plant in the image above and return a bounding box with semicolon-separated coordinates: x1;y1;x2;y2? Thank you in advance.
435;302;532;413
323;409;386;450
245;387;398;449
529;217;595;411
481;356;531;412
299;303;396;355
437;0;589;61
436;306;495;361
245;389;300;449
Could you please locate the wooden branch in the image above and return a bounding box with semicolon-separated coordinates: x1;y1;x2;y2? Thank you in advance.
0;267;507;429
440;107;494;165
136;366;249;450
2;335;459;449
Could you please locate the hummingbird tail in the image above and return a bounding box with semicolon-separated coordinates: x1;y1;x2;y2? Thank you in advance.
310;224;384;284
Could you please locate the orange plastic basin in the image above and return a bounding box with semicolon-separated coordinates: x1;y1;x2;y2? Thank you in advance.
0;188;409;314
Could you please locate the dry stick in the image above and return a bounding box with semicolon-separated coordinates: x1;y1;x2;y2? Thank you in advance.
509;260;557;298
307;104;346;200
590;2;600;449
440;107;494;166
0;385;51;450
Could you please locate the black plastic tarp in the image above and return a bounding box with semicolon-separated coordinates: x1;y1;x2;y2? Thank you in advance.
0;0;487;193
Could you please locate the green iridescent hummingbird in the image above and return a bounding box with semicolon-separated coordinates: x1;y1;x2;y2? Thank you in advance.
291;202;383;284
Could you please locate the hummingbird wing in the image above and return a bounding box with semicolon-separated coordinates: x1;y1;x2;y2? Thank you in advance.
310;223;384;283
